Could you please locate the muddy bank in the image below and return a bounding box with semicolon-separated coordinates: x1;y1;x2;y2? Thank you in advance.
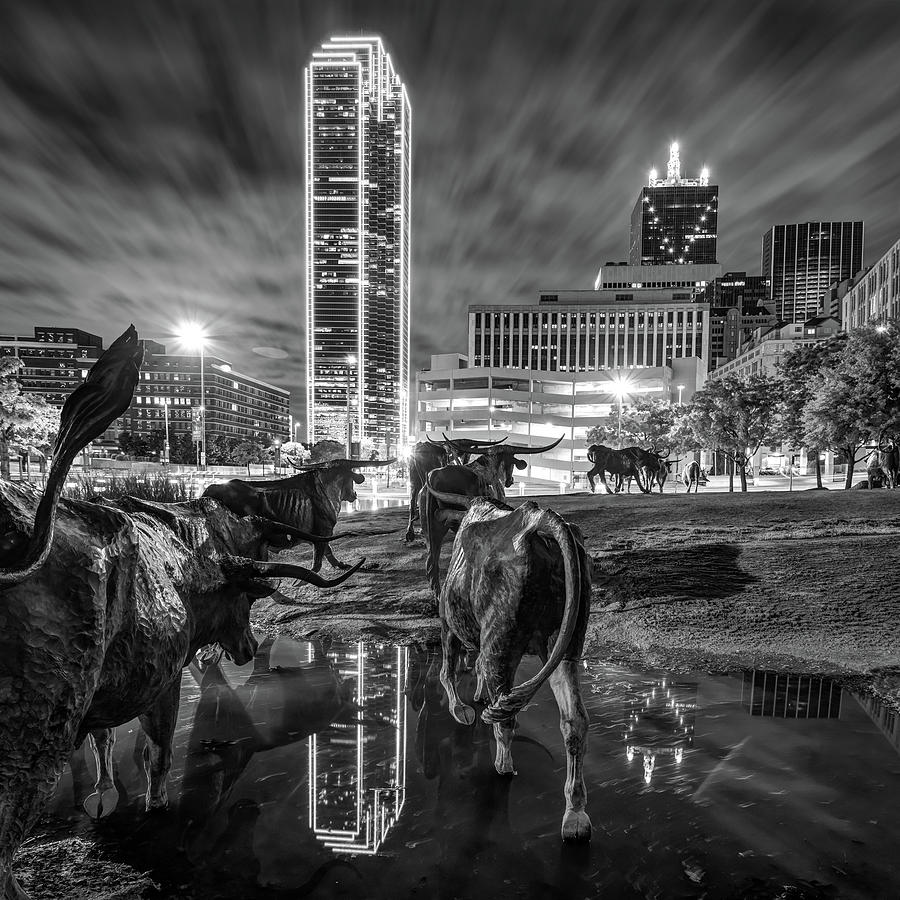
254;489;900;705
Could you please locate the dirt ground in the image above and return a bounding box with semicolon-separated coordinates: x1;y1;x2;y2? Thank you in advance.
255;488;900;707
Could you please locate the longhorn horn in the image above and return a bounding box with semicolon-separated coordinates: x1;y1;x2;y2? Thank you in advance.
454;436;508;447
504;434;565;455
347;458;396;468
225;556;365;588
655;448;671;459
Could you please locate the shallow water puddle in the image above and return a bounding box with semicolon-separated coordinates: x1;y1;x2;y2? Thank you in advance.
46;637;900;899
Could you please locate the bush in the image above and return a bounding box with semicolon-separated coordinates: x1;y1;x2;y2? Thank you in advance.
65;474;192;503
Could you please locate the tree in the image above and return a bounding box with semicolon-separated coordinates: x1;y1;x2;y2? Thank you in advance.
206;434;239;465
0;357;60;480
310;439;345;462
682;374;780;492
801;324;900;489
231;440;265;475
169;432;196;465
280;440;311;468
585;398;677;450
775;334;847;488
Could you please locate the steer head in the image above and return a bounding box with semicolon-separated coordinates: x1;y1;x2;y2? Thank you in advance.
444;434;565;491
287;458;396;504
430;433;507;466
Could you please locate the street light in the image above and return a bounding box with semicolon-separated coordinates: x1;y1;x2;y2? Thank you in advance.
159;397;171;464
677;383;685;405
177;323;208;470
612;375;631;449
346;354;357;458
876;324;888;334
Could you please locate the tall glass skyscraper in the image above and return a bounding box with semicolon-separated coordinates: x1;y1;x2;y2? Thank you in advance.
629;143;718;266
761;222;864;323
304;35;411;450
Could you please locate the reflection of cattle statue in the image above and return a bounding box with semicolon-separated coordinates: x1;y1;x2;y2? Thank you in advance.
419;435;564;594
405;436;506;542
0;328;364;900
204;457;393;571
435;496;593;842
586;444;649;494
868;430;899;489
681;461;706;493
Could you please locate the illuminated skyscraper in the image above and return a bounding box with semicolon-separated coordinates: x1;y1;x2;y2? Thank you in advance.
761;222;864;323
629;143;718;266
304;35;411;450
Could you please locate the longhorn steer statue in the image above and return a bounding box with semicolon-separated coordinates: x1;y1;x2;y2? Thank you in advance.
204;457;393;571
419;434;564;595
435;496;593;843
681;460;705;493
586;444;650;494
0;327;363;900
869;428;900;489
404;435;507;542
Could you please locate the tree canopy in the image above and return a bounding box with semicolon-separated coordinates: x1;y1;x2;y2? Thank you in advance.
585;397;677;450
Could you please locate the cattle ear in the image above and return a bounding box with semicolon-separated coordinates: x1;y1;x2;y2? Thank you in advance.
352;472;365;484
514;458;528;470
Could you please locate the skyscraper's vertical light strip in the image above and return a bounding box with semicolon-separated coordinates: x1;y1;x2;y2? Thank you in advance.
356;61;365;441
399;90;409;441
304;65;314;442
405;90;413;440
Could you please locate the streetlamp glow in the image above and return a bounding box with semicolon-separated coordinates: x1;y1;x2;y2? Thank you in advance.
611;375;632;449
677;383;686;405
176;323;209;470
876;324;888;334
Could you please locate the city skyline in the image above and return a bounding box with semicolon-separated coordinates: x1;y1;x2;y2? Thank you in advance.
2;1;900;431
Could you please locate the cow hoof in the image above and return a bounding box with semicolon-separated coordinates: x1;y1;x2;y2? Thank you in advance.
494;755;516;776
145;793;169;813
83;787;119;820
450;702;476;725
561;810;592;842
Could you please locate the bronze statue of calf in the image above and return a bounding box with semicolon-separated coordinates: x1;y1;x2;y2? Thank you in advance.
437;497;592;842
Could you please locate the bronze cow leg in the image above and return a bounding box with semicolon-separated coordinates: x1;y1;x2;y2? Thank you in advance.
439;623;475;726
83;727;119;820
478;652;523;776
548;659;591;842
139;671;182;811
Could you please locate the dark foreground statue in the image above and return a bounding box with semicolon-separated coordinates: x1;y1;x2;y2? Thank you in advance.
0;328;362;900
435;496;593;843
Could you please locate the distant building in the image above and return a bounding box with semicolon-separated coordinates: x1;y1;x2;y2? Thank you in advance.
593;263;722;293
711;316;841;381
127;339;290;446
696;273;776;371
304;35;412;451
629;143;718;266
761;221;864;323
469;291;710;372
415;353;705;484
0;326;290;449
841;235;900;330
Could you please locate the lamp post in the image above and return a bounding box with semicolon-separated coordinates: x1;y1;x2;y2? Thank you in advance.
346;354;357;458
677;383;685;405
612;376;630;449
274;439;282;474
162;398;171;464
177;323;209;471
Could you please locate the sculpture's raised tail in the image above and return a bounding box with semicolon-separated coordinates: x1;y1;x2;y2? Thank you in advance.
0;326;143;587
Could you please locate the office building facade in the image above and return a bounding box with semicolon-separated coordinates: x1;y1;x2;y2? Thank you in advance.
761;221;864;323
841;235;900;330
469;291;710;372
0;327;289;448
629;143;718;266
305;35;411;451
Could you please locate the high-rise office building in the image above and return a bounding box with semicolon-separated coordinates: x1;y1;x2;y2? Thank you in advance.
304;35;411;452
761;222;864;323
629;143;718;266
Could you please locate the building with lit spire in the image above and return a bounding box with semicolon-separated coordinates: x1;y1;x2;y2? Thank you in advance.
304;35;411;452
629;142;719;266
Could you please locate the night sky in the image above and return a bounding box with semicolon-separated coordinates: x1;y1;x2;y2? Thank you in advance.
2;0;899;425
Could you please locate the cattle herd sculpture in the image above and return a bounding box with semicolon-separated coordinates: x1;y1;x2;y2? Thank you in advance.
2;326;897;897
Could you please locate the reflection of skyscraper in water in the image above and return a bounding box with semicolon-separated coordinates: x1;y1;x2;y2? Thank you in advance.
308;641;407;854
624;679;697;784
741;671;841;718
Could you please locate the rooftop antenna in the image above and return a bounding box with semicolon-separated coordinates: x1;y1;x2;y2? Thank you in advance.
667;142;680;183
